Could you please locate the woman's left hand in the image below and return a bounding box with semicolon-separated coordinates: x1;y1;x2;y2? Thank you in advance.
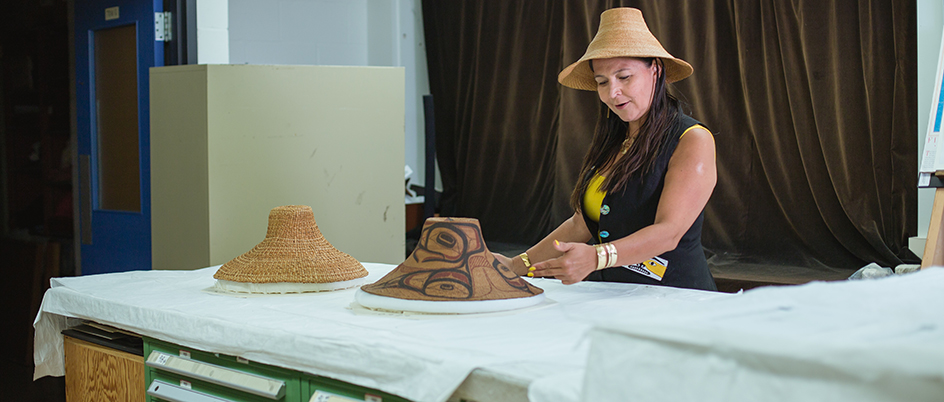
530;241;598;284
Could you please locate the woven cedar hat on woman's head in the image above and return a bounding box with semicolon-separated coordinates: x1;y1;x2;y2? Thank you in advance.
558;7;693;91
213;205;368;293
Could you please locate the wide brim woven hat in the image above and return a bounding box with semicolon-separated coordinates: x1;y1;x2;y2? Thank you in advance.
558;7;693;91
356;217;544;313
213;205;367;287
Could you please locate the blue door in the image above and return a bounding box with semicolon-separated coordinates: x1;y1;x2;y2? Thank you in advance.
75;0;163;274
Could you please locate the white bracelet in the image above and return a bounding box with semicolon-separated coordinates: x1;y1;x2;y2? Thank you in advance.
604;243;618;267
594;244;607;270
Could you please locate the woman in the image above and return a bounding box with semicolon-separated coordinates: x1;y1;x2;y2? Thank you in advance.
496;7;717;291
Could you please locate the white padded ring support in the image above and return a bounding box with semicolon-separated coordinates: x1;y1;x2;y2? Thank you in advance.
354;289;546;314
214;277;366;294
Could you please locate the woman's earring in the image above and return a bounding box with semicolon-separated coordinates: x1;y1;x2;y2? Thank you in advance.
607;108;610;118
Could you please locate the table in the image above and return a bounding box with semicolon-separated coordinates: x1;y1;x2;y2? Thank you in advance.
33;263;725;402
575;268;944;402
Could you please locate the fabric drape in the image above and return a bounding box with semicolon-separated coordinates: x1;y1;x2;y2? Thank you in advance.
422;0;917;274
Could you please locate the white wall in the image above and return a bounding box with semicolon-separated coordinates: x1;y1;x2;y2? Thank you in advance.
225;0;432;192
196;0;229;64
914;0;944;256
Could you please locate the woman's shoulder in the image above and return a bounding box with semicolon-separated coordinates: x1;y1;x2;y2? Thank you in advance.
663;113;713;158
676;113;708;133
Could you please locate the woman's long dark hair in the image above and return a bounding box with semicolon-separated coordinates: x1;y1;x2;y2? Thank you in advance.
569;57;682;212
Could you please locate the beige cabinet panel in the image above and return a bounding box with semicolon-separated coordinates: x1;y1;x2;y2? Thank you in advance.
151;65;405;270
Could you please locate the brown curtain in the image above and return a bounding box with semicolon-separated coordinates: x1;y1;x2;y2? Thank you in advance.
422;0;917;274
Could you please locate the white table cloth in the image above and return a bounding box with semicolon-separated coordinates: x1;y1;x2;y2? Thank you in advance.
34;263;724;402
575;268;944;402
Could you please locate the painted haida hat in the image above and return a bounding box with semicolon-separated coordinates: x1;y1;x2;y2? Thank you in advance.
356;217;544;313
213;205;368;294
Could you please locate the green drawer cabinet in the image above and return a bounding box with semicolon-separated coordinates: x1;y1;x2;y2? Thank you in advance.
144;337;303;402
307;377;410;402
143;337;411;402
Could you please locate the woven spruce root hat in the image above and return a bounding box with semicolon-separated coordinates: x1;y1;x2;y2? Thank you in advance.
558;7;693;91
213;205;368;294
355;217;545;314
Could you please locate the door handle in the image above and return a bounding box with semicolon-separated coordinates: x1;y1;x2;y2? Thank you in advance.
80;155;92;245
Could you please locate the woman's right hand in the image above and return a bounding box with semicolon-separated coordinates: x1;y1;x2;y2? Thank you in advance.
530;240;598;285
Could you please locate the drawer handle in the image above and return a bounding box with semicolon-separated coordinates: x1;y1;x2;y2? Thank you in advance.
147;379;235;402
146;351;286;400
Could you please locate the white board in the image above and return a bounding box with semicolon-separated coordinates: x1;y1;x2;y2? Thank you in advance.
919;29;944;186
